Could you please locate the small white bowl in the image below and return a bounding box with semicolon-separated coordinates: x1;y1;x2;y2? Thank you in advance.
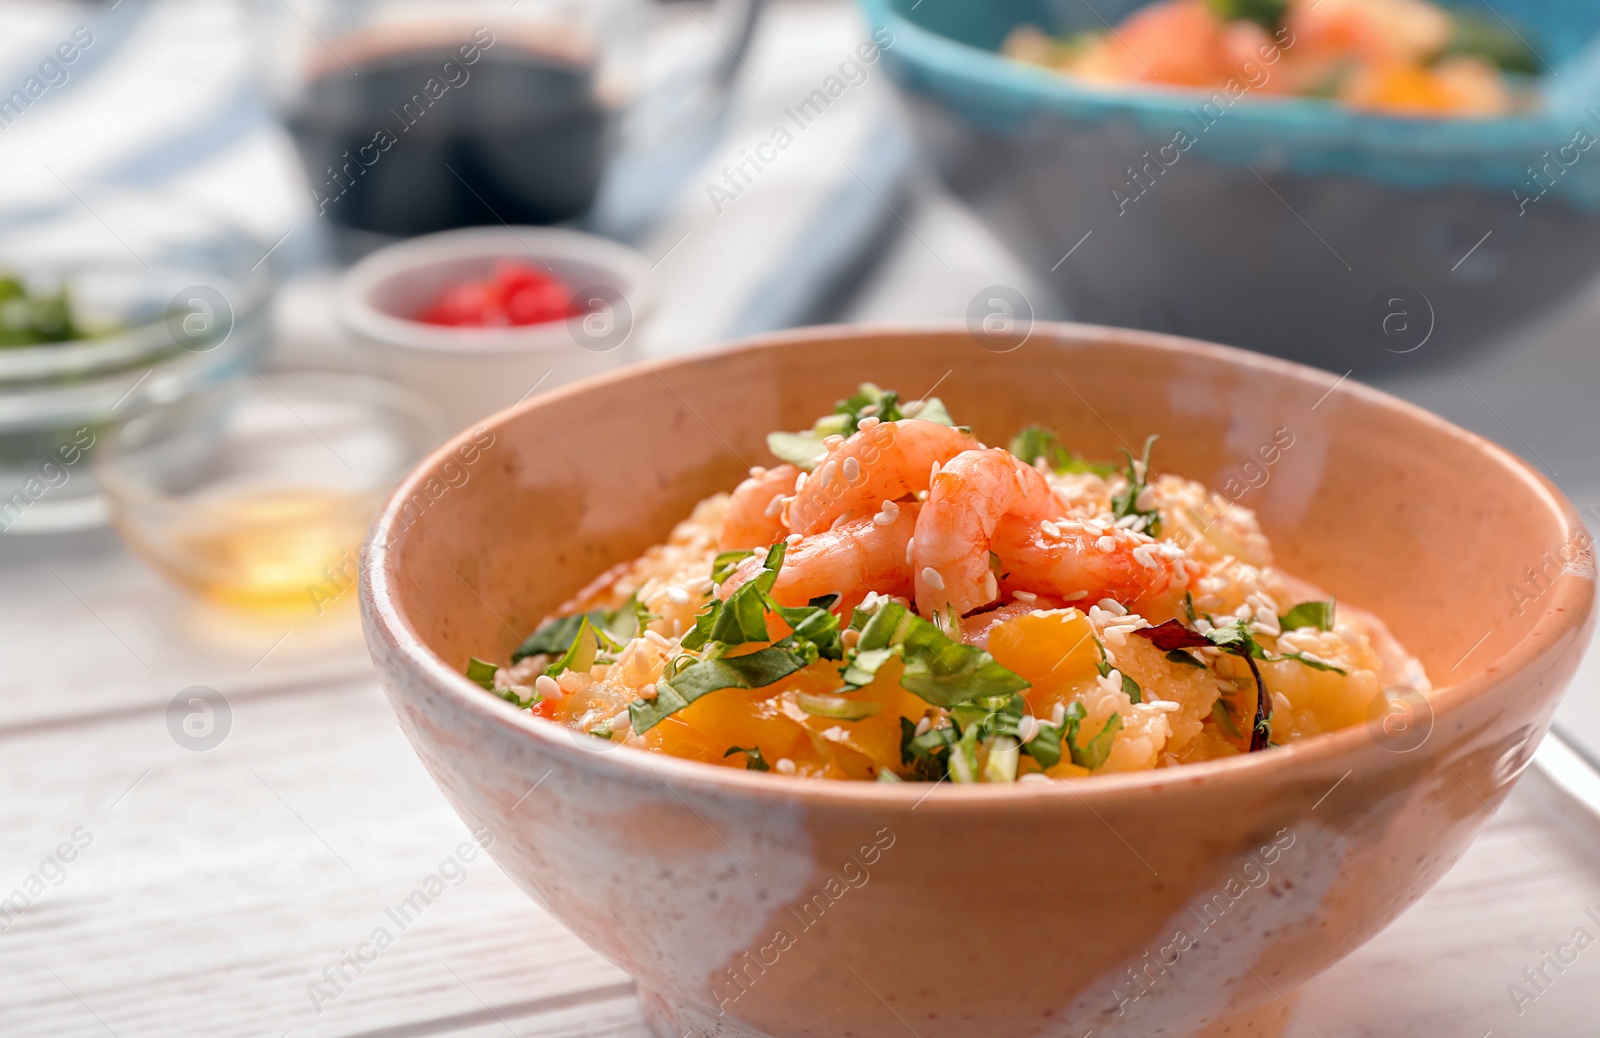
336;226;651;431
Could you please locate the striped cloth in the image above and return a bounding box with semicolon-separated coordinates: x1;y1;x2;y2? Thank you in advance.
0;0;910;353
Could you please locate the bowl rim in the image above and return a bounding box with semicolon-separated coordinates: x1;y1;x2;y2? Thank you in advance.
336;225;655;356
857;0;1600;147
362;321;1596;806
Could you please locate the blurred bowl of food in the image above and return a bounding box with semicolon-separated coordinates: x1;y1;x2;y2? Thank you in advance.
0;191;271;533
858;0;1600;370
336;225;651;431
99;371;441;614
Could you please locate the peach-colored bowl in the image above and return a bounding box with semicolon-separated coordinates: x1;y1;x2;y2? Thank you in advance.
360;324;1595;1038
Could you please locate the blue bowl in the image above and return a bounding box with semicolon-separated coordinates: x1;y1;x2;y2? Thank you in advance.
859;0;1600;369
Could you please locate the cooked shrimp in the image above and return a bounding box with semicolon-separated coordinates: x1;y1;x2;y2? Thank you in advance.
721;502;920;614
718;464;798;551
913;449;1061;619
786;420;978;536
914;448;1184;618
990;514;1183;608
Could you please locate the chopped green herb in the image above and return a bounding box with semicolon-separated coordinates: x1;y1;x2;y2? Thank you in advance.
844;601;1029;707
1073;711;1123;771
499;686;540;710
1277;650;1347;675
1182;591;1198;625
1092;636;1143;703
465;656;499;691
766;430;830;470
711;549;757;584
1133;618;1273;751
899;716;958;781
0;275;84;347
630;646;808;733
1023;701;1122;771
1279;599;1335;633
1205;0;1287;30
1110;434;1162;536
1166;648;1206;669
1007;425;1114;475
545;615;600;677
1211;699;1243;740
723;745;771;771
766;383;958;471
512;594;653;663
796;692;882;720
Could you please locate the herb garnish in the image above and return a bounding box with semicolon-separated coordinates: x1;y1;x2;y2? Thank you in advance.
766;383;958;470
465;656;499;691
1022;701;1123;771
724;745;771;771
1110;434;1162;536
1092;636;1143;703
630;546;844;734
512;594;654;663
1135;618;1273;751
711;549;757;584
1279;599;1335;632
839;600;1029;706
1007;425;1114;476
1204;0;1287;30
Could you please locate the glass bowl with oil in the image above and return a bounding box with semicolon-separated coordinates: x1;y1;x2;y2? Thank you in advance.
97;372;442;614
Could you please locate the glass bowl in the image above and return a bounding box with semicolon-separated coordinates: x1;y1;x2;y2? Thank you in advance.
0;191;272;534
97;372;442;614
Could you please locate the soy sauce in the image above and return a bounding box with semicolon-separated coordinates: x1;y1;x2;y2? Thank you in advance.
286;36;611;237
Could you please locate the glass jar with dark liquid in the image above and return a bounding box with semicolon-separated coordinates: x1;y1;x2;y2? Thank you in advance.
256;1;759;240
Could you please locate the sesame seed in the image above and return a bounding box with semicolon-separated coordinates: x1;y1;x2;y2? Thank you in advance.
1015;468;1030;497
861;404;880;416
929;461;940;486
843;457;862;483
1019;773;1051;784
1115;515;1140;529
1041;520;1061;539
644;630;672;648
905;539;916;565
984;571;998;601
1149;700;1181;714
794;471;808;492
1063;590;1088;601
858;416;880;430
817;460;838;489
786;533;803;546
1097;535;1117;553
1135;486;1157;512
639;683;658;700
1058;519;1083;531
1017;716;1038;743
775;758;797;775
1132;546;1156;569
823;435;844;449
1013;590;1037;603
764;494;787;518
535;675;562;699
749;466;767;478
1051;703;1066;727
665;586;690;604
914;716;932;737
921;567;946;591
873;512;894;527
1097;598;1127;616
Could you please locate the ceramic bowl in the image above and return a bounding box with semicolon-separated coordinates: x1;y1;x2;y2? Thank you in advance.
858;0;1600;371
336;225;651;432
361;323;1594;1038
